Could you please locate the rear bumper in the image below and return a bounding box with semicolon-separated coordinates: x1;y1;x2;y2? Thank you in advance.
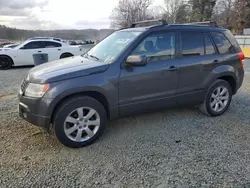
237;70;244;92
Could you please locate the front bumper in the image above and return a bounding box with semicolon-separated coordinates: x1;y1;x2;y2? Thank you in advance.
18;91;53;129
18;102;50;128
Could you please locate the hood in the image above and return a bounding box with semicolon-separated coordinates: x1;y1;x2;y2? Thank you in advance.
27;56;109;83
0;48;11;51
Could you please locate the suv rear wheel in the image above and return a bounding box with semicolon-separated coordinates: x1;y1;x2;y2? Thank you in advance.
199;79;232;116
53;96;107;148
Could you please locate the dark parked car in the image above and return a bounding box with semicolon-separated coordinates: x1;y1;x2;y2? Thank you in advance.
18;20;245;148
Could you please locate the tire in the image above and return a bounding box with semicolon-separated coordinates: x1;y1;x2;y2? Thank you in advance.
60;53;73;59
0;56;12;70
53;96;107;148
199;79;232;117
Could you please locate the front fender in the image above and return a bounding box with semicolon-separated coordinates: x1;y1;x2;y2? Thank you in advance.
0;50;17;62
43;73;118;118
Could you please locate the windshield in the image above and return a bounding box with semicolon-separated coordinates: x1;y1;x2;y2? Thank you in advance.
14;42;26;50
84;31;142;63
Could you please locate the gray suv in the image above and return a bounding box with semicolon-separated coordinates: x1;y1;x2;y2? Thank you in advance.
18;20;245;148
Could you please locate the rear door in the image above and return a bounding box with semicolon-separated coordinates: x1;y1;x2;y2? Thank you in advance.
43;41;62;61
177;30;218;105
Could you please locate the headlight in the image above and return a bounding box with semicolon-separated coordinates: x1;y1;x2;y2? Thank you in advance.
25;83;50;98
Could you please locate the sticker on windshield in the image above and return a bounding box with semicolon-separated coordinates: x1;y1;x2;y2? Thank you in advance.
116;39;131;44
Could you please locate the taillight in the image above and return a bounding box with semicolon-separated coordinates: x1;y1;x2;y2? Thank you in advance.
238;52;245;69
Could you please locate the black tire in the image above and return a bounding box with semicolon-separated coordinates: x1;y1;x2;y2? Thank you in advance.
53;96;107;148
60;53;73;59
0;56;12;70
199;79;232;116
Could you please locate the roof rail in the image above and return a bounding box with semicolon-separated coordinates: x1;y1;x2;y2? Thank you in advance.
183;21;218;27
131;19;168;28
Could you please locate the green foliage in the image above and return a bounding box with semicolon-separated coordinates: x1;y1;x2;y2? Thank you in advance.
175;4;191;23
189;0;217;21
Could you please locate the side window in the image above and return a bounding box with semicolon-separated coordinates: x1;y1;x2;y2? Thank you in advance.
44;41;62;48
23;41;44;49
204;33;216;55
210;32;232;54
181;31;204;56
132;32;176;62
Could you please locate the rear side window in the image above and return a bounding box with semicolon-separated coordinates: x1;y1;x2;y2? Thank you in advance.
204;33;216;55
181;32;204;56
210;32;232;54
44;41;62;48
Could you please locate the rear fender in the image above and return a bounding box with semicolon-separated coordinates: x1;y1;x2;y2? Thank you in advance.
203;65;237;90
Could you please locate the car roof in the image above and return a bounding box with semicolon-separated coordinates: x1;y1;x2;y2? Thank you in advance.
28;37;63;42
20;39;69;47
27;38;63;43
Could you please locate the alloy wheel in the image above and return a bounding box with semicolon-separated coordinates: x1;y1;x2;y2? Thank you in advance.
63;107;100;142
210;86;229;112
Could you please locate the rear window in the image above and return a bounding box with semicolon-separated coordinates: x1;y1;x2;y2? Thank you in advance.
181;31;204;56
210;32;232;54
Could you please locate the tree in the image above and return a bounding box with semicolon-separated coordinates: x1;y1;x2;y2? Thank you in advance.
175;4;191;23
189;0;217;22
162;0;185;23
110;0;153;29
233;0;250;34
213;0;236;29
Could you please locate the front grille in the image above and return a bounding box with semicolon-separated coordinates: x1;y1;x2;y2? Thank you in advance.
20;79;29;93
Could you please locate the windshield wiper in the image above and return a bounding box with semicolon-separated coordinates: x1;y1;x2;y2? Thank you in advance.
82;53;99;61
89;55;99;61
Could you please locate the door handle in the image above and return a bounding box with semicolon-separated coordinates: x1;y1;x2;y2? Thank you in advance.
58;49;61;51
38;51;42;53
169;66;178;71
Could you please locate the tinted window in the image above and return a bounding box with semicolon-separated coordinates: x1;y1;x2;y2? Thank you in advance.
181;32;204;56
44;41;62;48
204;33;216;55
23;41;44;49
132;32;176;61
211;32;232;54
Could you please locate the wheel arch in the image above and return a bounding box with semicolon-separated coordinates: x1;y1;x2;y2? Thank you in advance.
50;91;110;124
217;75;237;94
0;55;14;65
60;52;74;58
206;65;238;95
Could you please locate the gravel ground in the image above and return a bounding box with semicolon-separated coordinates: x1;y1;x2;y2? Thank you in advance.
0;62;250;188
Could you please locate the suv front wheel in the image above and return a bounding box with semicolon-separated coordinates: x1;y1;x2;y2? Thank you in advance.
200;79;232;116
53;96;107;148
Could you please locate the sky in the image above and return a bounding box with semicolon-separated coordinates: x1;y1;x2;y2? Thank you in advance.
0;0;164;30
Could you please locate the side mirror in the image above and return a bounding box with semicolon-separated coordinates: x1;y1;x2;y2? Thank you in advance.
19;46;25;50
125;55;147;66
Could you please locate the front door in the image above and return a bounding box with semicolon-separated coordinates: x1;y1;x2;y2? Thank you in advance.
17;41;45;65
118;31;179;117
